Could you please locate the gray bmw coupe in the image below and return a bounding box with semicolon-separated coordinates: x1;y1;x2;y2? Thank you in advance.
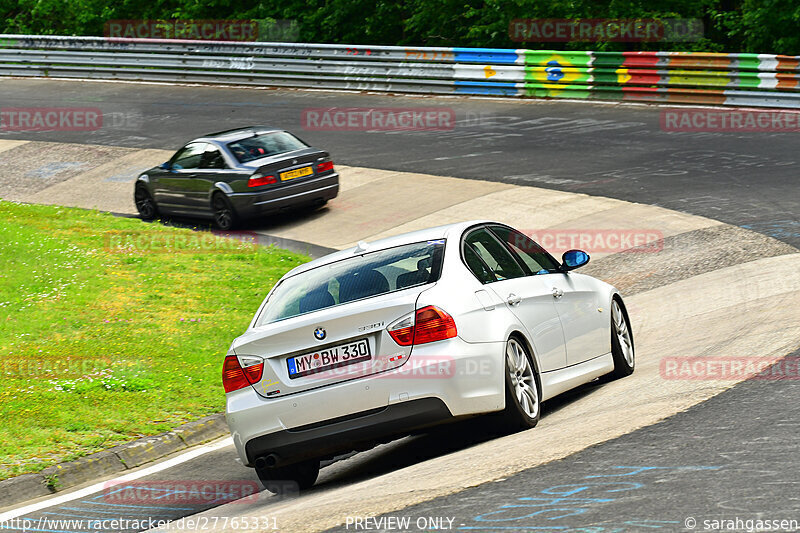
134;127;339;229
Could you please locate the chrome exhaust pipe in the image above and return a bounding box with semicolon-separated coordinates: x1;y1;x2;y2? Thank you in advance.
256;453;280;468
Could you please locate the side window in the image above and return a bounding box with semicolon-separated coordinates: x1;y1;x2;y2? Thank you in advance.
171;143;206;170
199;146;227;169
490;226;560;274
463;228;525;282
463;244;495;284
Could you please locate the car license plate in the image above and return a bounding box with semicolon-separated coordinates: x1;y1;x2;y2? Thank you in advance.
287;339;371;379
280;166;313;181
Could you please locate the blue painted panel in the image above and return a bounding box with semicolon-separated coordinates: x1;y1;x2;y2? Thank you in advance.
454;80;520;96
454;47;520;64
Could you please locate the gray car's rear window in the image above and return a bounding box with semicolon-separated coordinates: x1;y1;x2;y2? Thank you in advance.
256;240;445;325
227;131;308;163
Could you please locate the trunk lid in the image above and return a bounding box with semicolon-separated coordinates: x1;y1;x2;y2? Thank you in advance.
244;148;330;184
233;287;428;398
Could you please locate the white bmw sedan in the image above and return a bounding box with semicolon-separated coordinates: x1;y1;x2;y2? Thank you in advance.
223;221;634;491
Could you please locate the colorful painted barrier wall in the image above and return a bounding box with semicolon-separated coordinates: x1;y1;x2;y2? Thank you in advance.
1;35;798;108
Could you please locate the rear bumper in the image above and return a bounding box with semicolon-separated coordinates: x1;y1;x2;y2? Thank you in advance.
229;173;339;218
225;337;505;467
245;398;451;467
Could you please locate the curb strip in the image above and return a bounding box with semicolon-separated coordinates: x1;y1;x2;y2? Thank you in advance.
0;413;228;509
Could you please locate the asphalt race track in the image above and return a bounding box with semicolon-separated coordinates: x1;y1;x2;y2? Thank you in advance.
326;346;800;533
0;79;798;249
1;79;799;532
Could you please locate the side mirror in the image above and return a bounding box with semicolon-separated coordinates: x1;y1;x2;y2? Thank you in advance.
159;162;171;170
561;249;590;271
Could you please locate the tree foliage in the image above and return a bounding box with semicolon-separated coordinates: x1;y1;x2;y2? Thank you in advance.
0;0;796;54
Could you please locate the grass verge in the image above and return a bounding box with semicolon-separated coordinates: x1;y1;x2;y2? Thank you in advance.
0;200;309;480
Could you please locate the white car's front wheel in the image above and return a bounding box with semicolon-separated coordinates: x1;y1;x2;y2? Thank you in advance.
498;337;541;431
608;297;635;379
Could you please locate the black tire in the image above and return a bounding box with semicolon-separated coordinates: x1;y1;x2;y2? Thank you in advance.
608;297;635;379
134;186;158;221
255;459;320;494
212;193;238;231
496;336;541;432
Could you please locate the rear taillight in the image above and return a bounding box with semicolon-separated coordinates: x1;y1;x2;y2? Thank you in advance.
388;314;415;346
248;173;277;187
222;355;264;393
388;306;457;346
414;306;458;344
317;161;334;173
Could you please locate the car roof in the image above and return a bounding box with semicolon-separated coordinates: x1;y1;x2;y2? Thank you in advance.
192;126;283;144
284;220;493;278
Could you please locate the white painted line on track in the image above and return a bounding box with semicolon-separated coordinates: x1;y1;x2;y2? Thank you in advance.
0;437;233;521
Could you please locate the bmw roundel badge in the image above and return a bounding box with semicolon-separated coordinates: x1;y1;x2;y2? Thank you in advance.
314;327;326;341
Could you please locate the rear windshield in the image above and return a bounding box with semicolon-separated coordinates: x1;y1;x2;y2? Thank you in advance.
227;131;308;163
256;240;445;325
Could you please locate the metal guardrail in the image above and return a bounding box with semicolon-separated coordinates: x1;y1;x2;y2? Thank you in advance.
2;34;799;108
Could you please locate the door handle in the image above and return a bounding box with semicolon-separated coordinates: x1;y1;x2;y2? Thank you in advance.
552;287;564;299
507;293;522;306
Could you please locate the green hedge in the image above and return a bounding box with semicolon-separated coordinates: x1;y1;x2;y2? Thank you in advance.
1;0;797;55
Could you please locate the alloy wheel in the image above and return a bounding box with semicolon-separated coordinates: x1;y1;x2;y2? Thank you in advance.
506;338;539;419
612;300;634;367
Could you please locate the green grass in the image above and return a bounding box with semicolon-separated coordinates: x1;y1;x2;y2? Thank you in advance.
0;200;309;480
